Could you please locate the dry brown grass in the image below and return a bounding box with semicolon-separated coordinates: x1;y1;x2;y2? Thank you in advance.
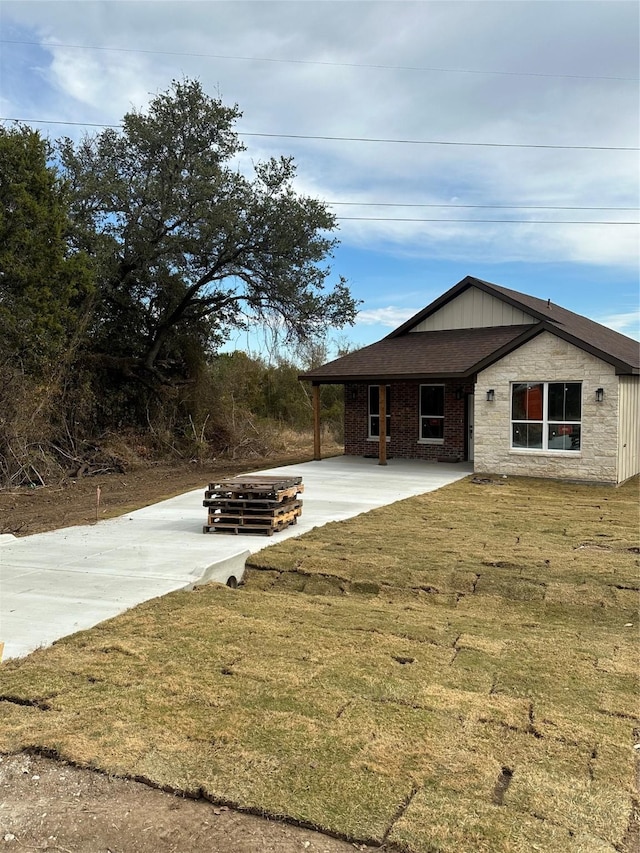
0;475;638;851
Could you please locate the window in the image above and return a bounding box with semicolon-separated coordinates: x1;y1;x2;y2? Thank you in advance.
368;385;391;438
511;382;581;451
420;385;444;442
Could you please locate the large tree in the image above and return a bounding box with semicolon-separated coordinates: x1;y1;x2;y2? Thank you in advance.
0;125;95;485
59;79;358;385
0;124;93;372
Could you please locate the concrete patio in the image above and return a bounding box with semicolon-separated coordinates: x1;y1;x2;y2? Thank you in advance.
0;457;471;660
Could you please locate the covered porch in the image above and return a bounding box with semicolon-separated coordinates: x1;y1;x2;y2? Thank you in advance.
309;379;476;466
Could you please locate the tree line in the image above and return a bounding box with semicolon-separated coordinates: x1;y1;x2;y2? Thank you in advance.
0;79;356;486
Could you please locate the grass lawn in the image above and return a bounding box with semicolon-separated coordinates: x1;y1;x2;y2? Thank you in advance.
0;475;638;851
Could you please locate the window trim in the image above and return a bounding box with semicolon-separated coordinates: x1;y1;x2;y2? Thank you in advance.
510;381;582;453
368;384;391;441
418;383;445;445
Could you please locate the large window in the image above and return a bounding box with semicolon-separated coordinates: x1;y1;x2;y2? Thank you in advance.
368;385;391;438
420;385;444;442
511;382;581;451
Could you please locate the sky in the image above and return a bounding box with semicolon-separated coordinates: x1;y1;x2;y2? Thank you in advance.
1;0;638;357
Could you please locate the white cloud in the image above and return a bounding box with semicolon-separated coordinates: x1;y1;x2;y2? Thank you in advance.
356;306;418;327
1;0;638;276
596;310;640;339
46;43;151;118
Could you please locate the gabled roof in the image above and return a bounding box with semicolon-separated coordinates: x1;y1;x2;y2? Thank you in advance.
390;275;639;371
300;325;539;383
301;276;639;383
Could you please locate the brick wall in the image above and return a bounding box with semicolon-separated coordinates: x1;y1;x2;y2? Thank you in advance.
344;380;473;461
474;332;620;483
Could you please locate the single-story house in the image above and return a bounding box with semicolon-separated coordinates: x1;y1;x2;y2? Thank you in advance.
300;276;639;485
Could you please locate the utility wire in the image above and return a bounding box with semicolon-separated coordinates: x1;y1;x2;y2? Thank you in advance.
1;117;121;129
241;132;638;152
3;118;633;213
1;117;636;152
1;118;635;219
328;202;639;212
2;39;638;82
335;217;638;225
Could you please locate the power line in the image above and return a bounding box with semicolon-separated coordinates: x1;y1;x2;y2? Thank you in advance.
335;217;638;225
1;117;120;129
1;116;635;217
241;132;638;152
2;38;637;83
2;117;636;152
328;202;638;212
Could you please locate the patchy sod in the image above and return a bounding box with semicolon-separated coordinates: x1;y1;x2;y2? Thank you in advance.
0;475;638;851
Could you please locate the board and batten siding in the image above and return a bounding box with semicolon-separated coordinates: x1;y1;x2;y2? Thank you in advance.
617;375;640;484
411;287;535;332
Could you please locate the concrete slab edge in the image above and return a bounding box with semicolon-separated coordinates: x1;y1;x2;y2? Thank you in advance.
187;549;250;590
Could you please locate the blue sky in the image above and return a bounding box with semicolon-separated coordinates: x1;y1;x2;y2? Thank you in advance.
1;1;638;357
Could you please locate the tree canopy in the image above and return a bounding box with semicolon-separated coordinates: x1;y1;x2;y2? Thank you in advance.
0;125;93;372
59;78;358;384
0;82;356;483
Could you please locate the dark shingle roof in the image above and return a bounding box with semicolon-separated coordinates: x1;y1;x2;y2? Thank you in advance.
301;276;639;383
481;280;639;370
300;325;539;382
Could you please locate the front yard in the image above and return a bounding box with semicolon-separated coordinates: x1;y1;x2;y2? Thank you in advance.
0;475;638;852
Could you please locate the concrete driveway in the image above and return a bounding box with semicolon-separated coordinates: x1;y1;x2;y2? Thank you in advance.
0;457;471;660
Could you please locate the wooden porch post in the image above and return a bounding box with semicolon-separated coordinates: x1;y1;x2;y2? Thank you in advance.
378;383;387;466
312;383;321;461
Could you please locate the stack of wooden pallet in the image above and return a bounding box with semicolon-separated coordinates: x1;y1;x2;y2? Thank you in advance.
203;475;303;536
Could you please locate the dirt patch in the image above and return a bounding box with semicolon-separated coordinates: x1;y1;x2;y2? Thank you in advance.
0;752;371;853
0;447;336;538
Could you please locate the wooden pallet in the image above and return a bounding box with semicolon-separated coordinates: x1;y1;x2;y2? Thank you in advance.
203;507;301;536
203;496;297;510
208;475;302;488
205;476;303;504
206;500;302;523
204;485;303;503
203;476;304;535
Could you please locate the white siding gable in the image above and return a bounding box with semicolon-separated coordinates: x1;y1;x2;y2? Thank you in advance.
410;286;536;332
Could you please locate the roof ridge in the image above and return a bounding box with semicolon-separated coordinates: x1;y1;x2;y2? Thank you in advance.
487;281;639;348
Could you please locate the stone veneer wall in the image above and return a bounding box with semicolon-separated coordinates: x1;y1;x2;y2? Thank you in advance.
344;380;473;461
474;331;620;484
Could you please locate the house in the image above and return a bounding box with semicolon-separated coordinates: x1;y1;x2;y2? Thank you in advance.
300;276;640;485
